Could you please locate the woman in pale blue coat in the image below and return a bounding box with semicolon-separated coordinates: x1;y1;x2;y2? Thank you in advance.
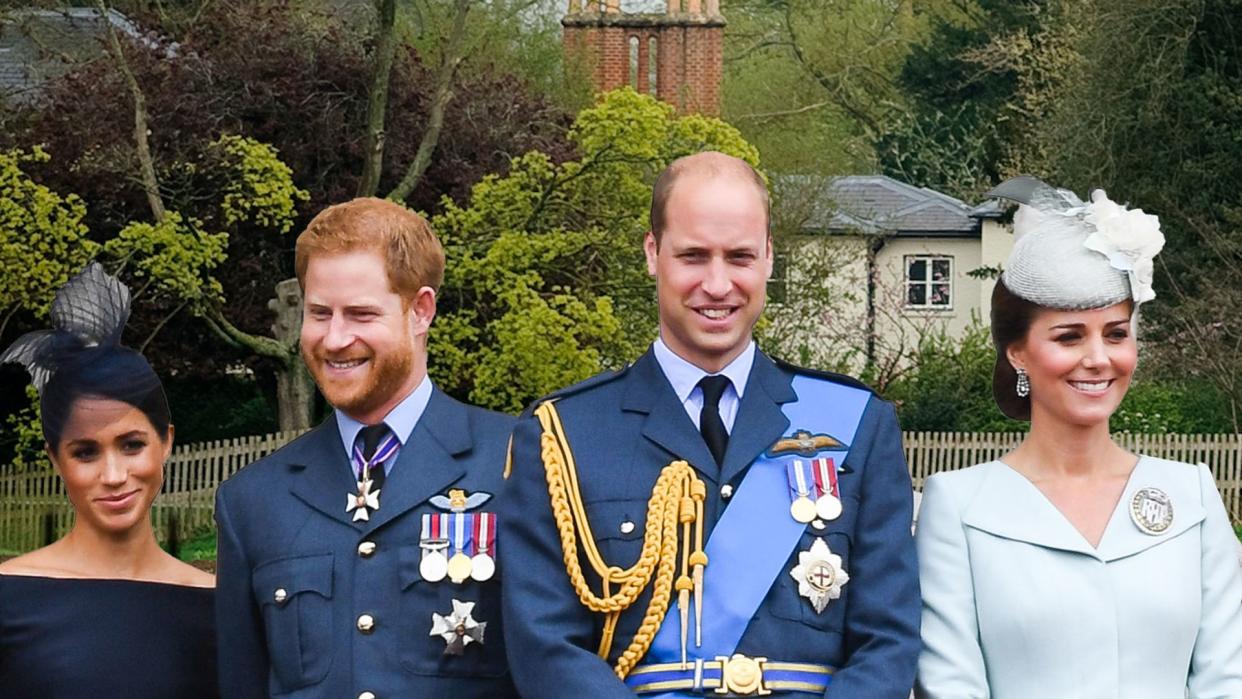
916;177;1242;699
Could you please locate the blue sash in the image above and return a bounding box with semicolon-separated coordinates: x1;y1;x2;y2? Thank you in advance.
632;375;871;697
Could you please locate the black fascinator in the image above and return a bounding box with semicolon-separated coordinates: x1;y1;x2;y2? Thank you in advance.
1;263;170;447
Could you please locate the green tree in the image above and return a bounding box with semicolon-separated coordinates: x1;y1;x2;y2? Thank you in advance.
723;0;969;178
0;147;99;338
877;0;1079;200
1032;0;1242;429
885;321;1021;432
429;87;761;412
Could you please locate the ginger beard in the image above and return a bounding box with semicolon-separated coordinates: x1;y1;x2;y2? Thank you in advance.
302;317;416;418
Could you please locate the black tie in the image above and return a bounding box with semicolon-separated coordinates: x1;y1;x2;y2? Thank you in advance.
698;375;731;468
358;423;390;491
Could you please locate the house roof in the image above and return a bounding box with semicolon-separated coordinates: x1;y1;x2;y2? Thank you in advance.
0;8;144;99
777;174;982;238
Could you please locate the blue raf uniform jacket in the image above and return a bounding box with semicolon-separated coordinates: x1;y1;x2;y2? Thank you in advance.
215;389;518;699
500;349;920;698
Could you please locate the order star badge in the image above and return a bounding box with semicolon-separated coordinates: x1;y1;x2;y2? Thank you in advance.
790;537;849;614
345;479;381;522
430;599;487;655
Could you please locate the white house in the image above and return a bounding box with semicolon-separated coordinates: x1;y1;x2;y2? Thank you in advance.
765;175;1011;376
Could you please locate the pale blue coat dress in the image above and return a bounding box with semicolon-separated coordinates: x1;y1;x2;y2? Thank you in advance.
916;456;1242;699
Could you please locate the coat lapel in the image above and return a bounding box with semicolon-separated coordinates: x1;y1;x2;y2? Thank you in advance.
961;462;1098;557
362;389;470;533
961;459;1208;561
718;352;795;486
623;351;719;482
288;419;364;529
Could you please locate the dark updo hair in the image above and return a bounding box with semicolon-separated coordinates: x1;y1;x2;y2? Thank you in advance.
39;345;171;449
990;279;1043;421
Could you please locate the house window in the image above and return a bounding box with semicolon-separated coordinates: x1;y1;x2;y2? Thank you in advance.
905;255;952;309
768;248;789;305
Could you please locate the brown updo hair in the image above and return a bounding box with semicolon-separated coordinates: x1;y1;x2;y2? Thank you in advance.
990;278;1042;420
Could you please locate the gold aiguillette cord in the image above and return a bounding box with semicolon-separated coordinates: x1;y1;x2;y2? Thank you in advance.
535;401;707;679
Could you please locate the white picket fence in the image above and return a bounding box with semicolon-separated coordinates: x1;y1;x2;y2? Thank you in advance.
2;430;1239;553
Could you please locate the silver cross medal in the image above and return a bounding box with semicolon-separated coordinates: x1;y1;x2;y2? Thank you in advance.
346;478;381;522
430;599;487;655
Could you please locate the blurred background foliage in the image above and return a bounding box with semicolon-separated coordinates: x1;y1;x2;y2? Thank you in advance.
1;0;1239;471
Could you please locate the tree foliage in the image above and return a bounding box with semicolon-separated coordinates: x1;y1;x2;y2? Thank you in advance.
0;147;98;335
0;0;575;433
429;88;761;412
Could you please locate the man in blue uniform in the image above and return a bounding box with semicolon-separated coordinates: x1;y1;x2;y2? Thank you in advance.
501;152;919;698
215;198;517;698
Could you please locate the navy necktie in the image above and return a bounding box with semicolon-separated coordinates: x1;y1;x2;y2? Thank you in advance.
698;375;731;468
358;423;390;490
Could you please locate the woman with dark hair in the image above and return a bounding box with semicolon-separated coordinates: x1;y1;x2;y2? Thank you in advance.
915;178;1242;698
0;264;218;698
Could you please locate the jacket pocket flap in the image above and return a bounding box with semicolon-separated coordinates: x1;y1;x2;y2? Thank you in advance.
252;552;334;604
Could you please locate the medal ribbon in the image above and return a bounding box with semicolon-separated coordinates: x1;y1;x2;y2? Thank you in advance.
811;457;839;499
474;512;495;556
351;433;400;480
786;460;814;503
421;514;444;559
451;513;474;556
637;375;873;698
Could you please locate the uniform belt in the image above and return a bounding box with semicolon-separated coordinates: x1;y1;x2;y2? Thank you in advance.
625;654;834;695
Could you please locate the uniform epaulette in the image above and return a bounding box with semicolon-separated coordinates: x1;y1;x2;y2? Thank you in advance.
518;365;632;419
772;356;877;395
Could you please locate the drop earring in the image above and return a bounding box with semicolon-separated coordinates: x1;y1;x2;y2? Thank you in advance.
1015;367;1030;397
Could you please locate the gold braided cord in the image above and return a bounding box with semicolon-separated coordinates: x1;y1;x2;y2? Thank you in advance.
535;400;705;679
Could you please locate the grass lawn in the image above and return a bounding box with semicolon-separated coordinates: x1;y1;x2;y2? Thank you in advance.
1236;524;1241;544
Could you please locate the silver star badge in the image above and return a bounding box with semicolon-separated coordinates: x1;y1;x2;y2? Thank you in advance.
345;479;381;522
430;599;487;655
790;537;849;614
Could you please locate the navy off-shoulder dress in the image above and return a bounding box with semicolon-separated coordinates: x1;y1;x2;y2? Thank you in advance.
0;575;218;698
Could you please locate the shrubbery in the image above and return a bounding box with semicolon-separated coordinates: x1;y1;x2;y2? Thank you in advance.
886;321;1235;434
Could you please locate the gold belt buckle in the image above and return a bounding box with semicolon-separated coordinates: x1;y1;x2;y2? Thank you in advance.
714;654;770;696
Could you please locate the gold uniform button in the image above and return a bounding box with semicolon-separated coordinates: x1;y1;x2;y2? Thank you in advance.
273;588;288;604
358;541;377;557
358;693;376;699
721;484;734;499
357;614;376;634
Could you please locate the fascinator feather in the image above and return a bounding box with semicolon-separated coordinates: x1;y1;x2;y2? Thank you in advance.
1;262;131;393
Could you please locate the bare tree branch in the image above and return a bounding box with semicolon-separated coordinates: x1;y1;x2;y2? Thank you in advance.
139;299;188;352
357;0;399;197
733;99;832;122
96;0;166;222
386;0;472;203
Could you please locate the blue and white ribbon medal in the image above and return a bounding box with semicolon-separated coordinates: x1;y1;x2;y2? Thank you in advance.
447;512;474;584
787;460;818;523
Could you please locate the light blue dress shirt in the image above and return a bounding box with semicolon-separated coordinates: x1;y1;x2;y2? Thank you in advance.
334;374;433;476
651;337;755;434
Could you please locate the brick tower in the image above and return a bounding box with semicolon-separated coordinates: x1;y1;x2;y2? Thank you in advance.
563;1;725;115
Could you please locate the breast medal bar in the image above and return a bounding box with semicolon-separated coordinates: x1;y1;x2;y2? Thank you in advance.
786;457;844;525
